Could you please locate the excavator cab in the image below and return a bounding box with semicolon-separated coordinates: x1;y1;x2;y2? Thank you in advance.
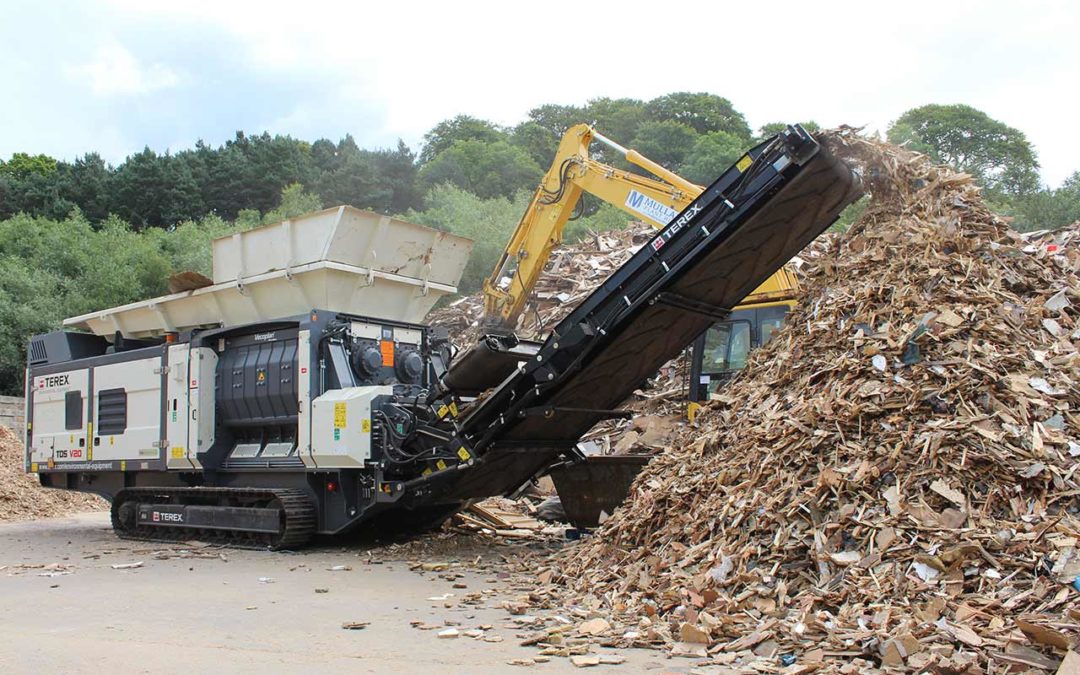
688;302;793;401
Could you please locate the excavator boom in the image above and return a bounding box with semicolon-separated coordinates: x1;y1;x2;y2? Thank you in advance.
482;124;804;334
483;124;705;326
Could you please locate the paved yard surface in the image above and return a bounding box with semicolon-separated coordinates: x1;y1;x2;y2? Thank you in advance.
0;513;679;674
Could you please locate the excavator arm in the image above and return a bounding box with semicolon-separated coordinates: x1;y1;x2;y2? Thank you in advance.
482;123;704;326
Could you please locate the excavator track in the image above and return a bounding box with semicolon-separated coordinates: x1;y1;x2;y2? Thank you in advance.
111;487;316;550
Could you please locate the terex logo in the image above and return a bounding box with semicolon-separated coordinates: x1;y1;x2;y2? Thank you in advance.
38;374;70;389
650;203;704;252
152;511;184;523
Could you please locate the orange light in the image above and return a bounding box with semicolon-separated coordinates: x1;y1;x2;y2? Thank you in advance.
164;332;177;343
380;340;395;367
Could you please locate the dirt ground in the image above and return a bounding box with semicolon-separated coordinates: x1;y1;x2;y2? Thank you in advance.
0;513;681;675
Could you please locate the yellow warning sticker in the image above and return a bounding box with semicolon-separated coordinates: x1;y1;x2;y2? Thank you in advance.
333;402;347;428
120;460;127;472
435;459;447;471
170;447;185;459
735;154;753;173
421;467;432;477
449;401;459;417
437;404;449;419
30;463;38;473
361;419;371;433
457;446;471;461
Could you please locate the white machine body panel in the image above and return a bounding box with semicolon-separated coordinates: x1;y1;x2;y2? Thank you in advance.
28;368;90;464
165;344;194;469
310;386;390;468
91;356;163;463
188;347;216;468
297;329;314;467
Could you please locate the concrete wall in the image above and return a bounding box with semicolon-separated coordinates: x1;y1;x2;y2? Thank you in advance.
0;395;25;431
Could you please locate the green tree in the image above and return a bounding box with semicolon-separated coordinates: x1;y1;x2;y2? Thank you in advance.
419;139;542;201
0;152;69;219
152;214;237;277
584;97;647;164
111;148;203;229
682;131;748;185
0;152;57;180
629;120;698;172
644;93;751;140
887;104;1040;199
405;184;530;293
527;103;586;139
369;140;421;213
61;153;113;222
313;135;388;210
510;121;559;170
1011;171;1080;232
0;254;64;394
756;121;820;142
262;183;324;224
419;115;506;165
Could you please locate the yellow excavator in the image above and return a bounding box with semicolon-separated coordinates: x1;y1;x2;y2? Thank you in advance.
481;123;800;401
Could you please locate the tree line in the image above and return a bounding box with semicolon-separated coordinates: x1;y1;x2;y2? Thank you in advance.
0;94;1078;394
2;96;1076;233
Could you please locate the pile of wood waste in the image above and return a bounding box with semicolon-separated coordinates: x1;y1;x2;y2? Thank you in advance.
576;234;841;455
0;426;105;521
549;130;1080;672
450;497;558;539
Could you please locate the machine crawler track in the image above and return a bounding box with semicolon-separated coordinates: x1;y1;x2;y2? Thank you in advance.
111;487;316;550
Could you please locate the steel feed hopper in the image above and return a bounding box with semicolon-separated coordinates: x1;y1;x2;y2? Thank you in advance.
64;206;473;338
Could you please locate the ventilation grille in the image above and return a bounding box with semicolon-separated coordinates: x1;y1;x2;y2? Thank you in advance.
29;339;47;364
221;455;305;470
97;388;127;435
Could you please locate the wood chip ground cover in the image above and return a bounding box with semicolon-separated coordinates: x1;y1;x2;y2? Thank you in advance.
0;425;105;521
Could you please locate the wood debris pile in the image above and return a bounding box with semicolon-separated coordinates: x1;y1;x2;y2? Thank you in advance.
451;498;556;539
554;130;1080;671
0;426;105;521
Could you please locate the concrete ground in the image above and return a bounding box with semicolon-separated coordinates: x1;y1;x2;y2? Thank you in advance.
0;513;674;674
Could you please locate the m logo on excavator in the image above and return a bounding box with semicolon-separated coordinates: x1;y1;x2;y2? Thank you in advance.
625;189;678;225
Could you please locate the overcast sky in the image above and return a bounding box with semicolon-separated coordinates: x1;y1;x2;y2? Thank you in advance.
1;0;1076;186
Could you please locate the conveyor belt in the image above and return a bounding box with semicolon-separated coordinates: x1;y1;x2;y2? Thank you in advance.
424;126;862;502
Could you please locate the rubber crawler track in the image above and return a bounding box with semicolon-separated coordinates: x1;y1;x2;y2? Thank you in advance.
110;487;316;550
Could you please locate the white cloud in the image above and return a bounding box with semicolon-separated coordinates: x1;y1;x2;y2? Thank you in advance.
99;0;1079;185
9;0;1074;185
67;41;182;96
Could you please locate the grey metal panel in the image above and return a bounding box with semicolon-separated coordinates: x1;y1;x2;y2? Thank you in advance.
30;344;168;376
